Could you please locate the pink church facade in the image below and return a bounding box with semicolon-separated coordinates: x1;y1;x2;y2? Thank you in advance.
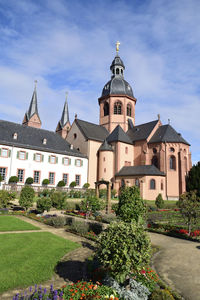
66;49;192;200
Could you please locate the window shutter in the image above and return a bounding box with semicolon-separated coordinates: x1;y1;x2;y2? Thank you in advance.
9;150;11;157
75;159;77;166
33;153;36;161
69;158;71;165
26;153;28;160
48;156;50;163
0;149;1;156
81;160;83;166
42;155;44;162
17;151;19;158
62;157;64;164
56;157;58;164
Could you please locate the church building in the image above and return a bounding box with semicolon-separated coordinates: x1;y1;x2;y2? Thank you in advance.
66;44;192;200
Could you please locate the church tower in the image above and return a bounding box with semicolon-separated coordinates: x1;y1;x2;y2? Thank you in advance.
56;92;71;139
98;42;137;133
22;80;42;128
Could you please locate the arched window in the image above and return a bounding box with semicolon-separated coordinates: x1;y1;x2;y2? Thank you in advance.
121;69;123;75
135;178;140;187
127;104;132;117
114;101;122;115
116;68;119;74
150;179;156;190
121;179;125;187
169;155;176;170
161;181;164;190
125;147;128;154
170;147;175;153
103;102;109;116
152;156;159;169
184;157;187;173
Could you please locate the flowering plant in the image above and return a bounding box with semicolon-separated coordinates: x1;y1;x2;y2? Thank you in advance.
131;267;159;292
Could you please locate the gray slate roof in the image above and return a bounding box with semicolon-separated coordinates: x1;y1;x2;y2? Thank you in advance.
149;124;190;145
101;77;134;98
110;54;125;69
127;120;158;142
115;165;165;177
0;120;86;158
60;99;70;128
99;139;113;151
75;119;109;142
107;125;133;145
26;87;40;121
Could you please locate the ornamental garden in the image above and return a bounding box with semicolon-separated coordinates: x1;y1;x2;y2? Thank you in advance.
0;162;200;299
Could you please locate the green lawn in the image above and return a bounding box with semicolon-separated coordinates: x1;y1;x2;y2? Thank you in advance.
0;216;40;231
0;232;80;293
144;200;178;209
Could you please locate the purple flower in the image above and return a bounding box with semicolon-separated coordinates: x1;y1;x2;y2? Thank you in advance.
29;286;32;292
44;288;47;294
54;290;58;295
59;291;63;297
50;284;53;292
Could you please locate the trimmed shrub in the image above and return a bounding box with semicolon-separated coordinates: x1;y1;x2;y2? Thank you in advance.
69;181;76;188
83;182;90;189
0;190;11;208
155;193;164;209
19;186;35;211
80;195;104;214
36;197;52;213
0;174;3;182
70;219;89;235
39;189;51;198
111;189;117;198
117;186;146;223
57;180;65;187
97;220;151;283
42;178;49;185
50;191;67;209
25;177;34;185
8;176;18;183
99;188;107;199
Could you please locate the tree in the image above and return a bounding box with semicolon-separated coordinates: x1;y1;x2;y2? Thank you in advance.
177;191;200;235
50;191;67;209
8;176;18;184
80;194;104;218
37;197;52;213
83;183;90;189
19;186;35;211
116;186;146;223
186;161;200;196
42;179;49;186
69;181;76;188
97;220;151;283
0;174;3;182
25;177;33;185
155;193;164;209
0;190;11;208
57;180;66;187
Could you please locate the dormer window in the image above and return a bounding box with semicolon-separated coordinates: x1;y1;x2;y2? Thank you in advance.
13;133;18;140
43;138;47;145
116;68;119;75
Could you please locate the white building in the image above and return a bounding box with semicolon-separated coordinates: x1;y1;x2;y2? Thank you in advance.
0;84;88;189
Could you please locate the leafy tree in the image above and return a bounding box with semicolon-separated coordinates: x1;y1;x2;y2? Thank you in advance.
177;190;200;235
8;176;19;183
42;179;49;186
80;194;104;218
25;177;33;185
0;174;3;182
116;186;146;223
19;186;35;211
57;180;65;187
155;193;164;209
37;197;52;213
97;220;151;283
69;181;76;188
0;190;11;208
186;161;200;196
50;191;67;209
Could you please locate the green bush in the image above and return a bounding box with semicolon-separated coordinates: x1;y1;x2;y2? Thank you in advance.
38;189;51;198
19;186;35;211
57;180;65;187
117;186;146;223
65;201;76;211
83;182;90;189
155;193;164;209
111;189;117;198
36;197;52;213
50;191;67;209
80;195;104;214
0;190;11;208
69;181;76;188
0;174;3;182
99;188;107;199
25;177;33;185
8;176;18;183
149;289;175;300
70;219;89;234
42;178;49;185
97;220;151;283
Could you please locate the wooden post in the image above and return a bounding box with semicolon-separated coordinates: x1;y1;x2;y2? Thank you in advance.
95;182;99;198
106;182;111;214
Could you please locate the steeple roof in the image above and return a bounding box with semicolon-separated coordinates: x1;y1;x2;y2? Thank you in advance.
99;139;113;151
26;81;40;121
59;93;70;128
107;125;132;144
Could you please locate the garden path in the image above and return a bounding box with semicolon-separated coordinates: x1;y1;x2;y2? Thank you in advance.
1;216;95;299
149;232;200;300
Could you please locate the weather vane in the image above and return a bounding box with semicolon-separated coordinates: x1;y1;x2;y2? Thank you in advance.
116;41;120;54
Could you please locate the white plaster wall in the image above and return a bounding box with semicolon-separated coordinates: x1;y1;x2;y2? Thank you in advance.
0;144;88;188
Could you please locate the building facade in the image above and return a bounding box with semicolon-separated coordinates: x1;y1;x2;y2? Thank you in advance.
66;48;192;200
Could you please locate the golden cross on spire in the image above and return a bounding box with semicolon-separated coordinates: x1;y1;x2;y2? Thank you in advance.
116;41;120;53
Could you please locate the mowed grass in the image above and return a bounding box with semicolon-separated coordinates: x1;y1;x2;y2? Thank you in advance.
0;216;40;231
0;232;80;293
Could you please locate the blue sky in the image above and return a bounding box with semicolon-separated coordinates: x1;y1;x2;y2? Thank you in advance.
0;0;199;164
